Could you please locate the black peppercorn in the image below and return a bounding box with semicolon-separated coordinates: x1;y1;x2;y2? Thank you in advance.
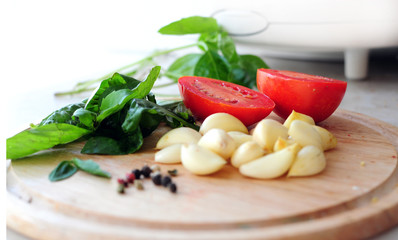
151;173;162;185
161;176;172;187
132;169;142;179
141;165;152;178
169;183;177;193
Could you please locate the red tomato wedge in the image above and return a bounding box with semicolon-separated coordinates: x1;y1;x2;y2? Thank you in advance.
257;69;347;122
178;76;275;126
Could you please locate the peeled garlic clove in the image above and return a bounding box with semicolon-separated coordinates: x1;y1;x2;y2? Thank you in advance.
227;131;253;146
198;128;236;159
288;145;326;177
283;110;315;129
231;141;265;168
288;120;323;150
252;119;289;152
199;113;248;135
156;127;202;149
273;137;295;152
239;144;301;179
181;144;227;175
155;144;182;164
313;126;337;151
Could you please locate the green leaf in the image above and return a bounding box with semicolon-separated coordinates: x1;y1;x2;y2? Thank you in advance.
97;66;161;122
72;108;96;129
85;73;141;113
48;161;78;182
238;54;269;88
194;50;230;81
158;16;219;35
164;53;202;81
72;158;111;178
219;31;239;63
81;130;143;155
39;102;85;126
198;31;219;52
7;124;92;159
133;99;199;131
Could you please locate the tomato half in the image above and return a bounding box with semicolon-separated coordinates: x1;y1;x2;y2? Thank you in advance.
178;76;275;126
257;69;347;123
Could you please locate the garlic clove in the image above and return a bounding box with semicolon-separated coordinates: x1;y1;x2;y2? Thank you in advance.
156;127;202;149
288;145;326;177
313;125;337;151
231;141;265;168
273;137;295;152
288;120;323;150
181;144;227;175
154;144;182;164
239;144;300;179
252;119;289;152
199;113;248;135
227;131;253;146
283;110;315;129
198;128;236;159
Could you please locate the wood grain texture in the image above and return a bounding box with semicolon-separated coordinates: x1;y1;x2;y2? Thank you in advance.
6;109;398;240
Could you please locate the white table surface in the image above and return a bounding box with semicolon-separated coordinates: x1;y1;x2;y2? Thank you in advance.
2;1;398;239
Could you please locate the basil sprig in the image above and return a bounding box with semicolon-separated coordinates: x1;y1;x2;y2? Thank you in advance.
49;158;111;182
6;66;198;159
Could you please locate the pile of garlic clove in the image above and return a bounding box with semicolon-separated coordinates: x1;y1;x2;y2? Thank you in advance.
154;111;336;179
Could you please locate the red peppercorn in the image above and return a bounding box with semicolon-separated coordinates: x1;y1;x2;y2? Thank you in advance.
126;173;135;183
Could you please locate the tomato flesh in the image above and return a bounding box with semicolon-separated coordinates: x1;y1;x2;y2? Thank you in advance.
257;69;347;122
178;76;275;126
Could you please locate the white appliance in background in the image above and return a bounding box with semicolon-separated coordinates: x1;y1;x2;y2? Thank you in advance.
211;0;398;80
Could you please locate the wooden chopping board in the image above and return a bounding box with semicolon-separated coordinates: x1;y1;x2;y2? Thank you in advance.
7;109;398;240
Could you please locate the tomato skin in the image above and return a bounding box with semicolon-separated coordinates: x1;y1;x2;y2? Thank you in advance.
178;76;275;126
257;69;347;122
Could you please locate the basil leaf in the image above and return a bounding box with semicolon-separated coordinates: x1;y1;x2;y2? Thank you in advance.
39;102;85;126
198;31;219;52
164;53;202;81
97;66;161;122
81;129;143;155
158;16;219;35
133;99;199;131
85;73;141;113
72;158;111;178
238;54;269;88
194;50;230;81
7;124;92;159
72;108;96;130
48;161;78;182
219;32;239;63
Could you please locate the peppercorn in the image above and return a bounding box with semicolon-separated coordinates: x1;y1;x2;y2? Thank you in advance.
161;175;172;187
151;172;162;186
141;165;152;178
126;173;135;183
118;178;128;187
134;180;144;190
169;183;177;193
117;183;125;194
132;169;142;179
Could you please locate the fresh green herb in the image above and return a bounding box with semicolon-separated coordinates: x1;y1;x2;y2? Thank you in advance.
7;66;199;159
48;160;78;182
49;158;111;182
7;124;92;160
58;16;269;96
72;157;111;178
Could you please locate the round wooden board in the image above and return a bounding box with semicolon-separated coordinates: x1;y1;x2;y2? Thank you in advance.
7;109;398;240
